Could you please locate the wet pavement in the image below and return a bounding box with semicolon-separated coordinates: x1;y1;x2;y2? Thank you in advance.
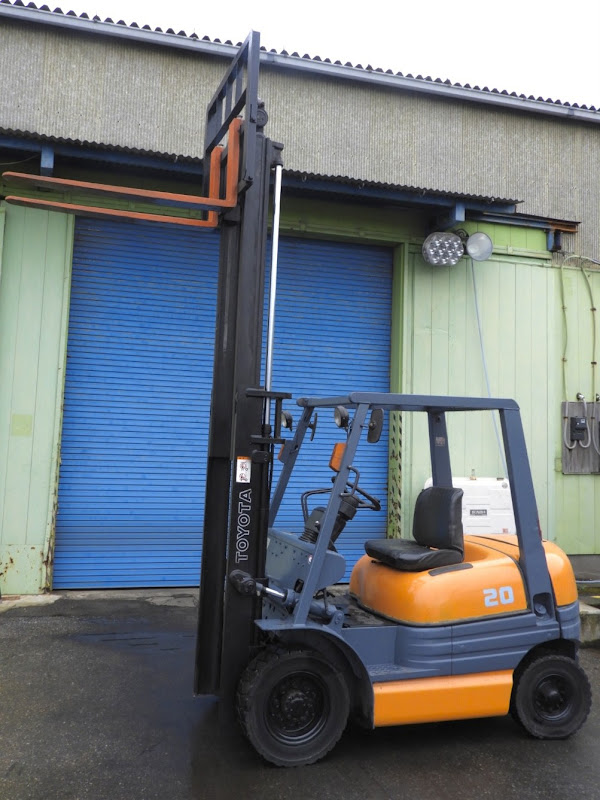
1;591;600;800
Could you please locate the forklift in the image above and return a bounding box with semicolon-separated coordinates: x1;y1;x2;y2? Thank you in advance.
195;35;591;766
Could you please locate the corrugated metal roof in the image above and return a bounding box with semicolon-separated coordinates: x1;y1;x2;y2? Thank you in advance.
0;125;202;163
0;125;520;206
0;0;598;119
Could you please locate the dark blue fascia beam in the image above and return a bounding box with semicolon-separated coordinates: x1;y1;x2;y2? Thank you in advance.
283;174;518;216
469;210;579;251
470;210;579;230
0;133;204;177
2;134;542;226
0;137;519;216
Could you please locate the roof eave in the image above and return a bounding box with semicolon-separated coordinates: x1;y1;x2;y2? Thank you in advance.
0;3;237;56
263;51;600;124
0;3;598;124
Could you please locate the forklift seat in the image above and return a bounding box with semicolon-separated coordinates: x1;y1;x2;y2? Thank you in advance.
364;486;464;572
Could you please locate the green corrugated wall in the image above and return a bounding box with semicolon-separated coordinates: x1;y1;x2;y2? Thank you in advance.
0;204;73;594
394;223;600;553
554;262;600;553
1;197;599;596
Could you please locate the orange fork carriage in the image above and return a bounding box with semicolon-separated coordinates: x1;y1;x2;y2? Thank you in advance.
3;117;242;227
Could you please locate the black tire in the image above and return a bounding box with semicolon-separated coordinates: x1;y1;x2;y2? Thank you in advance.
512;654;591;739
237;646;350;766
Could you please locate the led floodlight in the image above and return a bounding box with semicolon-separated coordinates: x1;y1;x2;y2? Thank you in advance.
422;232;464;266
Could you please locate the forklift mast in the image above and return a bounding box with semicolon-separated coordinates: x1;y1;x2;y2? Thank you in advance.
195;32;284;700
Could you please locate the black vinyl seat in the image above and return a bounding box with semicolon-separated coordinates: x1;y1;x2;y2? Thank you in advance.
364;486;464;572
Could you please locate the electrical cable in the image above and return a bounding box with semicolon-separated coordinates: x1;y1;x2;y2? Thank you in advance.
577;261;600;455
563;412;577;450
558;260;578;450
470;258;509;477
593;403;600;456
0;154;38;167
559;261;570;403
579;397;592;449
560;255;600;455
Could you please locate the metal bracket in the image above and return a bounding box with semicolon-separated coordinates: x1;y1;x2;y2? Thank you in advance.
246;387;292;443
40;145;54;176
434;201;466;231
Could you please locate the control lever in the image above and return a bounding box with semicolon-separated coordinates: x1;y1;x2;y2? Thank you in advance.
229;570;335;621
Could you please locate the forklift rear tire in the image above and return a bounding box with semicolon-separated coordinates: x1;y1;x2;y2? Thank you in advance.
512;654;591;739
237;646;350;766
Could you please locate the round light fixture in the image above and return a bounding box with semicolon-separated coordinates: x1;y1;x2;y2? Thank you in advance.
422;232;464;266
465;232;493;261
334;405;350;428
280;410;294;430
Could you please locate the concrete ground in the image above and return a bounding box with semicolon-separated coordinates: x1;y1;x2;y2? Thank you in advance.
1;590;600;800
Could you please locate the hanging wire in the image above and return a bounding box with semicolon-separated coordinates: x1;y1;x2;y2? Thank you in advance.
579;397;592;449
579;265;597;395
0;154;38;167
564;255;598;399
559;261;570;403
560;254;600;454
578;262;598;452
470;258;508;477
558;260;578;449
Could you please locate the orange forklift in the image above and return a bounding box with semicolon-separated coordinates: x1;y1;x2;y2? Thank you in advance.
7;28;584;771
192;36;591;766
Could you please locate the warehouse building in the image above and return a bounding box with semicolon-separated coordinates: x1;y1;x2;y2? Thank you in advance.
1;1;599;594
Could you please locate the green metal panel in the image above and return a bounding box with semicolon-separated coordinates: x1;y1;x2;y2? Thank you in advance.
279;198;425;243
395;231;558;547
0;203;73;594
394;226;600;556
0;207;4;282
553;263;600;553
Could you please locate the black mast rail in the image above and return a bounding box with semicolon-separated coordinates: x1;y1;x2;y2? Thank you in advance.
195;31;284;699
204;30;261;192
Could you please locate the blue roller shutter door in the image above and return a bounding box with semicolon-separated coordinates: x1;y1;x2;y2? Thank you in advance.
54;219;220;588
54;221;392;587
267;238;392;579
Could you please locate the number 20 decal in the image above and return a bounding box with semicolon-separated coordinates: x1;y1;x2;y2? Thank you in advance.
483;586;515;607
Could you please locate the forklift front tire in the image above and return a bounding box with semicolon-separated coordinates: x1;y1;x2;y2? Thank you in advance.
512;654;592;739
237;646;350;767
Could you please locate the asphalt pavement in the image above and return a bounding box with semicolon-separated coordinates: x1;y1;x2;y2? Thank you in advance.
1;590;599;800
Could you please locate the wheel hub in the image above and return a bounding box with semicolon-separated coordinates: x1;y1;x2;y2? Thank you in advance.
266;672;327;742
281;688;315;725
534;676;570;717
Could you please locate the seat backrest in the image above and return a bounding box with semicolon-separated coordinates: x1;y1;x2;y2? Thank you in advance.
413;486;464;554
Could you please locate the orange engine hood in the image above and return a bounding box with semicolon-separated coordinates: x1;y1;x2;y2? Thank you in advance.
349;535;577;625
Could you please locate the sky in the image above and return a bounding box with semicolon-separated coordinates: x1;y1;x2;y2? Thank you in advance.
39;0;600;108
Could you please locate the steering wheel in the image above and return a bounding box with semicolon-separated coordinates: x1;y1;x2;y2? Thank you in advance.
343;481;381;512
300;480;381;521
